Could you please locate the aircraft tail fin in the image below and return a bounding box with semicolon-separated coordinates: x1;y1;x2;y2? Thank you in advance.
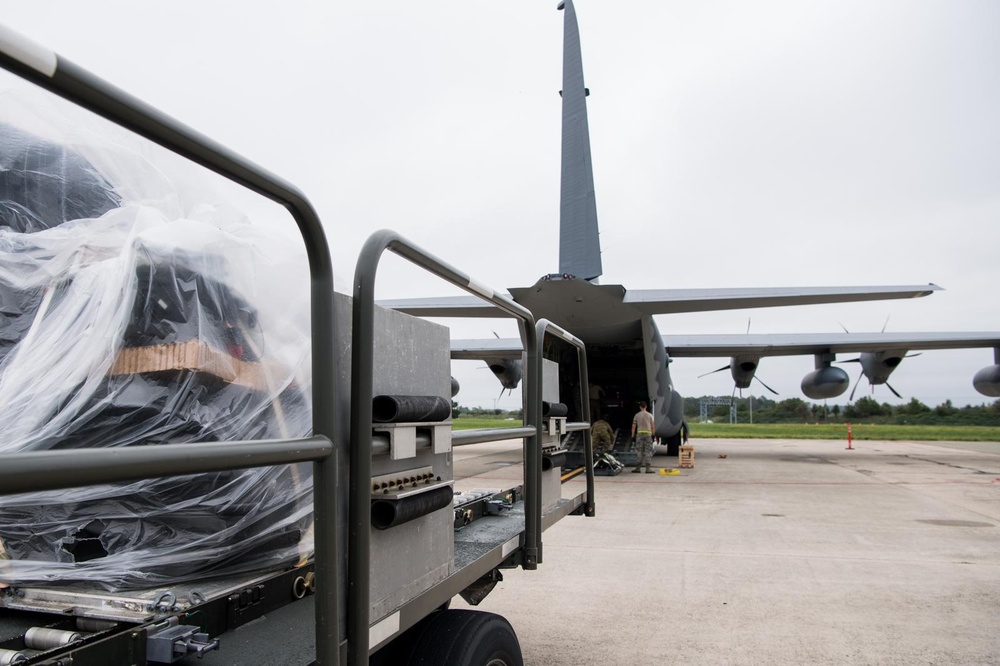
558;0;602;282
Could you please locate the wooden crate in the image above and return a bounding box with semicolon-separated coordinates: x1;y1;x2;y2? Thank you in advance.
679;445;695;469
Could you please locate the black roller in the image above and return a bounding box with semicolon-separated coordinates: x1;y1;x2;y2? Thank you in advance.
372;395;451;423
542;401;568;418
371;485;454;530
542;451;567;472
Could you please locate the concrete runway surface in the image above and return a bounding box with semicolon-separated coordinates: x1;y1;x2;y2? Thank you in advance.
453;438;1000;665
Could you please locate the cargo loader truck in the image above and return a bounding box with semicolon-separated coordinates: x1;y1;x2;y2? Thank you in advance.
0;28;596;666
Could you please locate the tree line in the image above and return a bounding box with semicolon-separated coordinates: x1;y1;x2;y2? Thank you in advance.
684;395;1000;426
452;402;523;419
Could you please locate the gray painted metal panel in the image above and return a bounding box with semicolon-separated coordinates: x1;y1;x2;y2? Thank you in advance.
366;305;454;626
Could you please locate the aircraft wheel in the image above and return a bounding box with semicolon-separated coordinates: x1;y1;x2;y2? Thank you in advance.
403;609;523;666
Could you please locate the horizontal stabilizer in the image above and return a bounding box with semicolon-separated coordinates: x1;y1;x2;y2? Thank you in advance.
625;284;941;315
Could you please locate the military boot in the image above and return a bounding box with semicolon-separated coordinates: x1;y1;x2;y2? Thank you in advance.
631;465;642;473
644;465;655;474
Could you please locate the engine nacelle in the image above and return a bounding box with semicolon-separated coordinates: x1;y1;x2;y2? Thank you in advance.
488;359;522;390
729;355;760;390
450;376;461;397
859;350;906;386
973;365;1000;397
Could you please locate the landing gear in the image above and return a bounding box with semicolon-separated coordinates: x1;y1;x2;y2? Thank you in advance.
402;609;524;666
661;431;682;457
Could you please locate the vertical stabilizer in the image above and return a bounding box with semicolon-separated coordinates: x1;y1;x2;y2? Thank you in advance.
558;0;602;282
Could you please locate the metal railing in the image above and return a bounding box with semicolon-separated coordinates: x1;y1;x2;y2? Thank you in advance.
528;319;596;569
0;31;342;665
349;229;540;666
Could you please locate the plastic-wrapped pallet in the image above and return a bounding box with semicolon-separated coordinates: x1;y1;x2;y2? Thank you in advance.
0;92;313;591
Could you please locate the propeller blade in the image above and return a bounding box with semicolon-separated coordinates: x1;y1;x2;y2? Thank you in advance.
904;352;923;359
837;357;861;364
849;368;864;401
838;322;850;334
886;382;902;399
698;364;731;378
754;375;780;395
746;317;752;335
881;315;890;334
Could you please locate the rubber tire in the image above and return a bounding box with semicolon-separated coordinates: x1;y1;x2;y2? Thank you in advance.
403;609;524;666
659;431;681;457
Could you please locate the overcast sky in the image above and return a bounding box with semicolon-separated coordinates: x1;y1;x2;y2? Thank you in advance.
3;1;999;410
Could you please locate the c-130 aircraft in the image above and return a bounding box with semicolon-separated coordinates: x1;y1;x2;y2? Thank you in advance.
381;0;1000;455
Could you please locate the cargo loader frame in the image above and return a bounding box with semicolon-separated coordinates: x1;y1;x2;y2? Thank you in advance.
0;27;595;666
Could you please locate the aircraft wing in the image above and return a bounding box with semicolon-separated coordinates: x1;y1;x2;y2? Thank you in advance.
381;284;940;319
450;338;523;361
624;284;941;315
666;332;1000;358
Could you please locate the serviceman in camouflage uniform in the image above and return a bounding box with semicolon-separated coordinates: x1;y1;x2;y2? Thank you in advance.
590;419;614;458
631;401;655;473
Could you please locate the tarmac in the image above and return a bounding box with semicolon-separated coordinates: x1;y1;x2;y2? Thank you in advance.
452;437;1000;665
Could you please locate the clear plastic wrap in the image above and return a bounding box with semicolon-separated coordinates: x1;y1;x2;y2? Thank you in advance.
0;91;314;591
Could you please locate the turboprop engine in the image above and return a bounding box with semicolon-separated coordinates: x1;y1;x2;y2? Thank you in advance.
973;348;1000;397
801;353;850;399
841;349;915;399
488;358;522;391
699;355;777;395
729;356;760;390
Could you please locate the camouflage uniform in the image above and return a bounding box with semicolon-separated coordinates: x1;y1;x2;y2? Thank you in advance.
631;406;655;472
591;419;614;457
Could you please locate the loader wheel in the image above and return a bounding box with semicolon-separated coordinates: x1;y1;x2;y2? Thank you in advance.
403;609;523;666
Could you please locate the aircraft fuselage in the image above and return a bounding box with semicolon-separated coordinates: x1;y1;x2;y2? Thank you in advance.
510;277;684;442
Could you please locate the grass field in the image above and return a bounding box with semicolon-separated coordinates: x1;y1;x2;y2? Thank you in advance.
453;416;1000;441
452;417;524;430
688;422;1000;441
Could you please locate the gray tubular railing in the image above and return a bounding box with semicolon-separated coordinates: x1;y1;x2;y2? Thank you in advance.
529;319;596;568
452;427;537;446
0;33;341;666
0;439;332;495
350;229;538;666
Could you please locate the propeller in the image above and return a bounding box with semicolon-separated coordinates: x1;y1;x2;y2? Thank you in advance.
838;319;922;401
840;352;922;401
699;364;730;379
698;318;778;396
849;367;864;401
754;375;779;395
